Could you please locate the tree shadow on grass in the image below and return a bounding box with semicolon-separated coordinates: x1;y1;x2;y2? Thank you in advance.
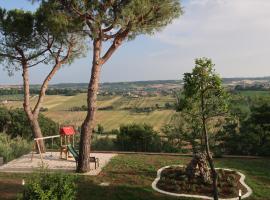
105;169;155;177
77;180;196;200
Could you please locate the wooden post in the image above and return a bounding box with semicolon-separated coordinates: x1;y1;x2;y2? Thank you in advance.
31;142;35;162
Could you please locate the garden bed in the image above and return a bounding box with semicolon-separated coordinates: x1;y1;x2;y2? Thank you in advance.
152;165;252;200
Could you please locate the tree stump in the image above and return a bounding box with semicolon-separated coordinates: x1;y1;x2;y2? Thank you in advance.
185;153;211;183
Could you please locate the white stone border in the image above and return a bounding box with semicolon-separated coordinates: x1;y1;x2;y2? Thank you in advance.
152;165;252;200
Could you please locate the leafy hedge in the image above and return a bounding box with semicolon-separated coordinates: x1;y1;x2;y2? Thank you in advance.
0;107;59;140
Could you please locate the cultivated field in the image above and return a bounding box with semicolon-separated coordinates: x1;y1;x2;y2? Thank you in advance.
5;94;176;131
4;90;270;131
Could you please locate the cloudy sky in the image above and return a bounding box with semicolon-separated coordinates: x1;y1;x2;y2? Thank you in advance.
0;0;269;84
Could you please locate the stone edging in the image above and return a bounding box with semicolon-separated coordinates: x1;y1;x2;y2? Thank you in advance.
151;165;253;200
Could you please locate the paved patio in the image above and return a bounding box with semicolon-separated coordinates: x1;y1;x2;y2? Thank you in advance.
0;152;117;175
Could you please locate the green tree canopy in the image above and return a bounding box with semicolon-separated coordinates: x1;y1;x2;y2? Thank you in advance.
0;9;46;73
180;58;229;119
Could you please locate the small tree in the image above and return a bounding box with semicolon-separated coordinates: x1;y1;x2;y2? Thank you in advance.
179;58;229;200
0;6;84;152
54;0;183;172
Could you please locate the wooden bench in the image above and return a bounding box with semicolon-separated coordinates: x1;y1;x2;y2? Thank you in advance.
90;157;99;169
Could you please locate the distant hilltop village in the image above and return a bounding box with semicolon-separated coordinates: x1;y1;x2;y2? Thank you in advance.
0;85;23;89
1;77;270;103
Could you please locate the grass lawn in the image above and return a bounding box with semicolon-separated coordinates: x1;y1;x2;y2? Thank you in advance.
0;155;270;200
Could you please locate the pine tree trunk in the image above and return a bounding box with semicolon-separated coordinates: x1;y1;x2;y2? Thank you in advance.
77;39;102;173
22;61;46;153
30;117;46;153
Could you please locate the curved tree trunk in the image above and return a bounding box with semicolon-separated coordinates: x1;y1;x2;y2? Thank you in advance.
201;94;219;200
30;117;46;153
77;39;102;173
203;122;218;200
76;27;129;173
22;62;46;153
21;44;72;154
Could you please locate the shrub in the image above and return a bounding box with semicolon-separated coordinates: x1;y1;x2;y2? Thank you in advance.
20;170;77;200
217;103;270;156
0;107;10;132
0;133;31;163
116;123;162;152
92;136;117;151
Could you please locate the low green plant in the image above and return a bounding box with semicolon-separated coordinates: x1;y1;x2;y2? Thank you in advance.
20;170;77;200
0;133;31;163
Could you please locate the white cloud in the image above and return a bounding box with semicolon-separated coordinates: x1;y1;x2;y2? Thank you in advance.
1;0;270;84
147;0;270;78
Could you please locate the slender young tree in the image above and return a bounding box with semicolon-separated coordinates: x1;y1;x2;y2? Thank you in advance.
52;0;183;172
0;6;84;152
179;58;229;200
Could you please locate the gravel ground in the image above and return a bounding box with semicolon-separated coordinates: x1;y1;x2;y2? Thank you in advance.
0;152;117;175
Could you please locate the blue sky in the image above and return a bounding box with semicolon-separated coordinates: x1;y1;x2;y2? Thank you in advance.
0;0;270;84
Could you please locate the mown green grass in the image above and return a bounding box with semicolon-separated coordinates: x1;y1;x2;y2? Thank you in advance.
0;155;269;200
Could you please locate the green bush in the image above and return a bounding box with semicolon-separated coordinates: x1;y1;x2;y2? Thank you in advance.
20;170;77;200
0;107;59;140
217;103;270;156
0;133;31;162
0;107;10;133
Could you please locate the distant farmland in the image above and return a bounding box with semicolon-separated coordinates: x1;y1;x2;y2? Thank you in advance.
4;90;270;132
5;94;176;131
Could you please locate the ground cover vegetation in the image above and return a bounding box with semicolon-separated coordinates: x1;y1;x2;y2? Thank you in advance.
19;169;77;200
0;133;31;163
